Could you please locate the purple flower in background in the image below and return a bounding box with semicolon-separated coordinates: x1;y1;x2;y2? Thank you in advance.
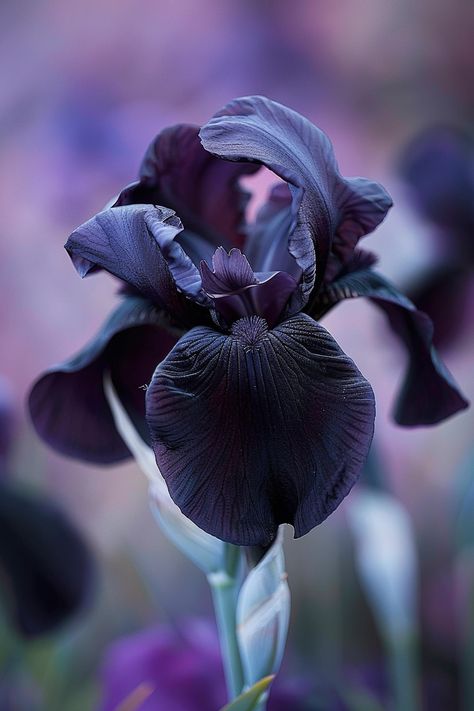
0;378;94;637
29;96;468;546
399;126;474;349
99;620;311;711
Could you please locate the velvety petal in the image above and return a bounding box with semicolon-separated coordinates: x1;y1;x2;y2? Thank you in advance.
146;313;375;546
200;96;392;308
0;483;94;637
65;205;210;316
29;297;180;463
315;269;469;425
114;124;260;249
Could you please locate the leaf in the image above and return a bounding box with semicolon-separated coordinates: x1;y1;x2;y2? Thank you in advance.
219;676;274;711
347;487;418;642
237;528;290;686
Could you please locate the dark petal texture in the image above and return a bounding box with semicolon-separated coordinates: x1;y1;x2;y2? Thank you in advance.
29;297;180;463
65;205;210;317
200;247;297;327
114;124;260;249
315;269;469;425
0;483;94;637
146;313;375;546
200;96;392;309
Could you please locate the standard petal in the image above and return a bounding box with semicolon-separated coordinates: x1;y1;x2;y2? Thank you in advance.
200;247;298;327
65;204;210;315
325;177;393;281
29;297;180;463
146;313;375;546
200;96;391;307
315;269;469;425
115;124;260;249
0;483;94;637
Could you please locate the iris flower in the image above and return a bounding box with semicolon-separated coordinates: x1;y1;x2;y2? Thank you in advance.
100;619;312;711
0;378;94;637
29;97;468;546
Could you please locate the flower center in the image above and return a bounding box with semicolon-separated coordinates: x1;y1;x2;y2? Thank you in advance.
230;316;269;350
200;247;297;328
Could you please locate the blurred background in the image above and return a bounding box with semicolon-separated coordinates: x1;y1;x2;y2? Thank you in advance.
0;0;473;709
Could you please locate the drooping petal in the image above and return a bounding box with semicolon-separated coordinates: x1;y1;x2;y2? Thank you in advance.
29;297;180;463
200;96;392;308
315;269;469;425
0;483;94;637
65;205;210;316
114;124;260;249
146;313;375;546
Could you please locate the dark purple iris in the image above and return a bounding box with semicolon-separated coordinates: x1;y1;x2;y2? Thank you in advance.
0;378;94;637
399;126;474;349
29;96;468;546
99;619;312;711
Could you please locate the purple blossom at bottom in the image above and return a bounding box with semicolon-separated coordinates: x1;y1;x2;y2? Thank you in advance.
99;619;312;711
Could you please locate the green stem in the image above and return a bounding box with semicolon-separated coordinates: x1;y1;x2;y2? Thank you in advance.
386;632;419;711
208;570;244;702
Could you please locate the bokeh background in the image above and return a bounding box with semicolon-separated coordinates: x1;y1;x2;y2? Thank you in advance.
1;1;473;709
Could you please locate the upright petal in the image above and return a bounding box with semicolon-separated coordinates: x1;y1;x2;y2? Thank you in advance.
200;96;391;308
315;269;469;425
245;183;301;279
29;297;180;463
115;124;260;249
326;177;393;281
200;248;297;328
146;313;375;546
65;205;210;317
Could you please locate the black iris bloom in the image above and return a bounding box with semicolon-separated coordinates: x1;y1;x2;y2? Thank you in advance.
29;97;468;545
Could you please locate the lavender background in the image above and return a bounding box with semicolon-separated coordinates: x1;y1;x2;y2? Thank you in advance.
0;1;473;708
